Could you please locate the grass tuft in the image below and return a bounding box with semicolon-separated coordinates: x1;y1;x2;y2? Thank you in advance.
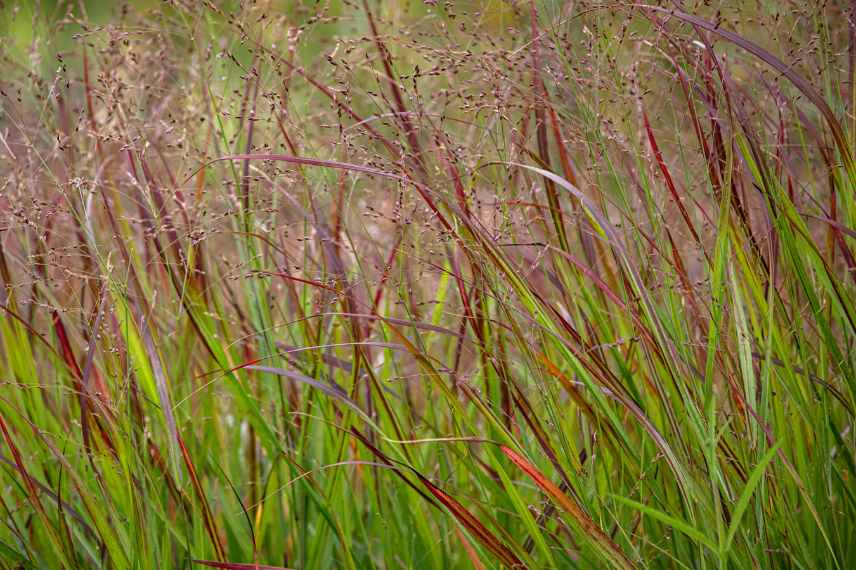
0;1;854;568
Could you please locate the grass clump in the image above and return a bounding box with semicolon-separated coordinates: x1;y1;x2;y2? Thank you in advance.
0;0;855;568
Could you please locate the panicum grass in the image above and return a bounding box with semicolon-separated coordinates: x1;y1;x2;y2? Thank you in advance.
0;1;854;568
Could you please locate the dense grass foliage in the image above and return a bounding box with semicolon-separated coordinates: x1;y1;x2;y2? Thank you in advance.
1;1;855;568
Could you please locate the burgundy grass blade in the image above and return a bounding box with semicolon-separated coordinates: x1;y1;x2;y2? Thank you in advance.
501;446;636;570
642;108;702;247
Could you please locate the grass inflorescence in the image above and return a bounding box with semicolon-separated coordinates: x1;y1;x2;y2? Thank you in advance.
0;0;855;568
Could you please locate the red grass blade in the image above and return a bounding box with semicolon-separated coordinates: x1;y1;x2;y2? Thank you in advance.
529;0;570;253
178;435;226;562
348;428;524;566
641;108;702;247
413;471;527;569
501;446;636;570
